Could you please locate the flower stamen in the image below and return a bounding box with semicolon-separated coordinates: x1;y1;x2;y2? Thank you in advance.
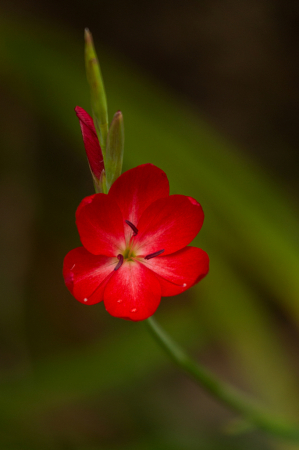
114;254;124;271
125;220;138;236
144;249;165;260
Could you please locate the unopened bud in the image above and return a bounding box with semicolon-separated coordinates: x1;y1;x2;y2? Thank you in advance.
84;28;108;158
75;106;105;193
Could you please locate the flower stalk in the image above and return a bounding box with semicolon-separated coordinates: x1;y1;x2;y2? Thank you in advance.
83;29;125;193
145;316;299;442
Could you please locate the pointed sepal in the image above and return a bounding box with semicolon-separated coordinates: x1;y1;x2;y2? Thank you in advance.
106;111;124;190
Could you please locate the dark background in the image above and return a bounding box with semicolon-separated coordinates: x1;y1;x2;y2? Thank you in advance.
1;1;299;449
12;0;299;188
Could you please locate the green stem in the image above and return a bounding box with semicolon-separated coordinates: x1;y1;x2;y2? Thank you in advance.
145;316;299;441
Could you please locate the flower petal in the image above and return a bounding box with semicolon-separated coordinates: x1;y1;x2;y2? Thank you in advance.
75;194;96;219
104;261;161;321
142;247;209;296
134;195;204;255
108;164;169;239
63;247;116;305
76;194;126;256
75;106;104;179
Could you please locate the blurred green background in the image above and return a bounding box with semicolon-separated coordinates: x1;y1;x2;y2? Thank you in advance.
1;1;299;449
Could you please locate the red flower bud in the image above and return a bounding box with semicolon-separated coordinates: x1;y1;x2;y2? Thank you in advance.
75;106;104;181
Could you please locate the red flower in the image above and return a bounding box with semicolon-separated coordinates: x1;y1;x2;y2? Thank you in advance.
63;164;209;321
